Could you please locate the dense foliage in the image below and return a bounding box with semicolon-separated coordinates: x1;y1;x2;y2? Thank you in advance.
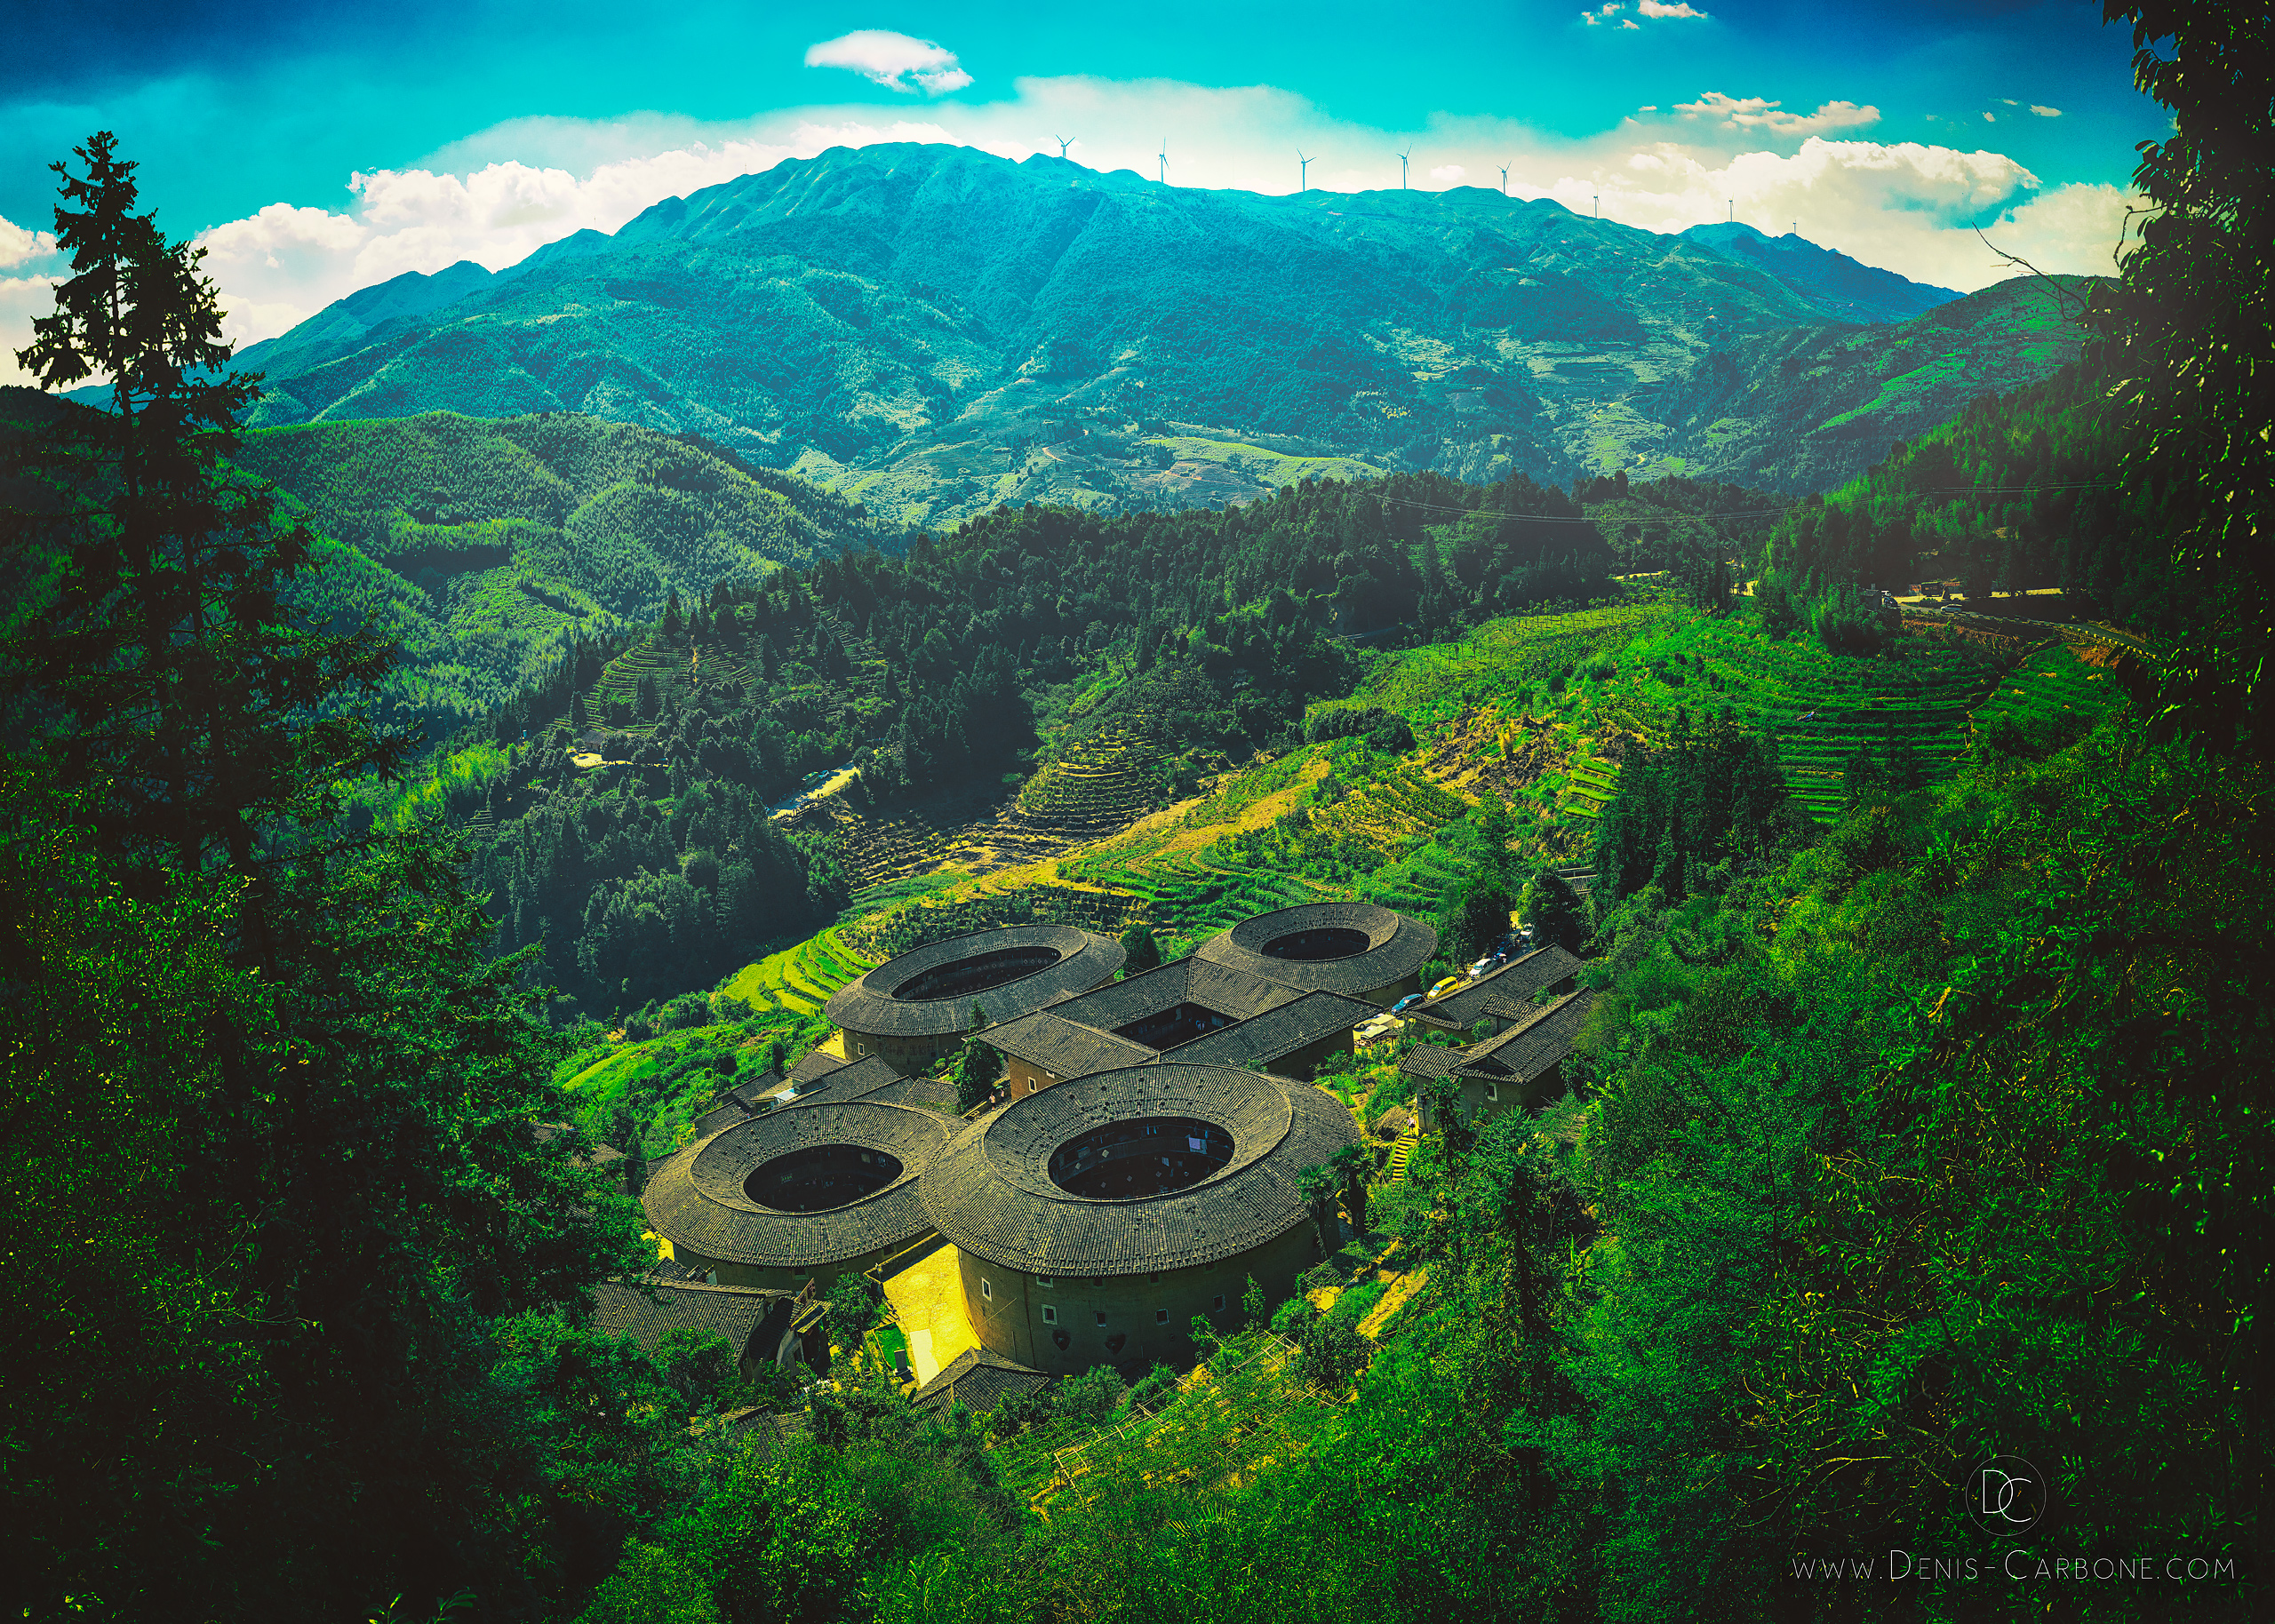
2;136;652;1620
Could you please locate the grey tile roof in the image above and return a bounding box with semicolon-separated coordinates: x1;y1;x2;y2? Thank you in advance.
788;1050;848;1086
1195;902;1437;999
590;1278;793;1362
693;1100;752;1138
726;1068;786;1110
984;1010;1157;1079
848;1072;963;1114
1399;1043;1472;1082
1415;944;1583;1030
1042;956;1299;1034
778;1055;905;1104
1464;989;1595;1085
826;925;1126;1039
919;1063;1357;1276
912;1346;1052;1415
1398;990;1596;1087
642;1099;957;1269
1165;990;1377;1068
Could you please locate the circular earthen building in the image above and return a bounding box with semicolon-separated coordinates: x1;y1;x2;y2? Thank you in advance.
1195;901;1437;1007
642;1098;955;1288
919;1063;1359;1375
825;924;1126;1071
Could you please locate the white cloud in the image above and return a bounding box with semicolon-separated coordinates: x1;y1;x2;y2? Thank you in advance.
1676;92;1880;137
0;213;66;387
1;213;58;273
1637;0;1708;16
2032;105;2062;117
803;31;971;95
1432;163;1467;183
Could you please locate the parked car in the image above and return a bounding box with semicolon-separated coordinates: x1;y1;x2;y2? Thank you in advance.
1427;975;1465;999
1469;953;1503;977
1391;993;1425;1015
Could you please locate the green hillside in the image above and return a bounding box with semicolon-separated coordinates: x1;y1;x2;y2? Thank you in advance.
224;144;2077;526
233;411;875;719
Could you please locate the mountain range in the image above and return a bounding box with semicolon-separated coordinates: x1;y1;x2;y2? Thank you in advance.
231;142;2088;526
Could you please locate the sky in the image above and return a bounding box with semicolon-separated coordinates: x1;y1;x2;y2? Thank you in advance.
0;0;2166;386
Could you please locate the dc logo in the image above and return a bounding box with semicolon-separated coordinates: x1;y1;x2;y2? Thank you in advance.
1963;1453;2048;1537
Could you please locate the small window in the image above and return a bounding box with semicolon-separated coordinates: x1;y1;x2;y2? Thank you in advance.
980;1278;993;1301
1147;1273;1159;1284
1155;1309;1169;1325
1036;1275;1056;1286
1212;1294;1225;1311
1484;1080;1498;1101
1094;1310;1107;1325
1042;1305;1058;1325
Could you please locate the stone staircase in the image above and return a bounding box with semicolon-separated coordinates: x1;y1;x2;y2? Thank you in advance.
1388;1121;1421;1183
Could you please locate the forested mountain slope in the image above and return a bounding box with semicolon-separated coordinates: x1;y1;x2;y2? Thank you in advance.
223;143;2075;525
228;410;877;720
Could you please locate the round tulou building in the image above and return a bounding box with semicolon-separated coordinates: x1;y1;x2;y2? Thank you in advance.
825;923;1126;1071
642;1099;954;1288
1194;900;1438;1007
918;1063;1360;1376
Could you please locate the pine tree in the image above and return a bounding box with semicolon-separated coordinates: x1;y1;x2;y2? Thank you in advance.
5;132;403;930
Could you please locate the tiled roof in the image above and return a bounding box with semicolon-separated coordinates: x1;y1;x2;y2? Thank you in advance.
1464;989;1595;1085
788;1050;847;1086
910;1346;1052;1414
1414;944;1583;1030
1042;956;1299;1034
590;1278;792;1362
1399;1043;1472;1082
726;1068;786;1110
1399;990;1596;1087
826;925;1126;1039
1195;902;1437;998
642;1099;956;1269
1165;990;1377;1068
919;1063;1357;1275
984;1010;1156;1079
778;1055;904;1105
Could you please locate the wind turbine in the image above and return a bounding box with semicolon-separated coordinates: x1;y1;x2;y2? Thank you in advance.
1498;163;1510;195
1159;140;1169;185
1398;145;1412;189
1055;135;1074;158
1297;149;1313;191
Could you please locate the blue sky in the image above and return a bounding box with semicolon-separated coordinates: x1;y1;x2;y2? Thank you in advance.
2;0;2162;379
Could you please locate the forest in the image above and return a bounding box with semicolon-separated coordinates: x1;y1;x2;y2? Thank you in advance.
0;5;2266;1620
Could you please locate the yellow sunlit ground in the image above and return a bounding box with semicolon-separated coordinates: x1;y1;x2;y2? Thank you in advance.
882;1238;978;1385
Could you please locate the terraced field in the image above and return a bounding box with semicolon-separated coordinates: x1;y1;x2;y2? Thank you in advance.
1571;609;2006;824
1016;724;1168;834
1970;641;2130;736
718;927;879;1019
